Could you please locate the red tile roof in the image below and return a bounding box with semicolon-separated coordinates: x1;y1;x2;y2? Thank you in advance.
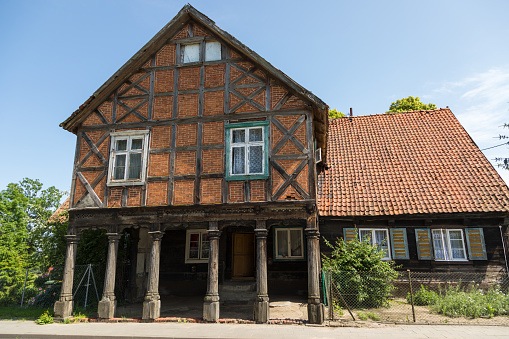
318;108;509;217
48;197;69;224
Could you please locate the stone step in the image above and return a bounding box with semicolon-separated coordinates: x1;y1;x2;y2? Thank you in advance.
219;281;256;302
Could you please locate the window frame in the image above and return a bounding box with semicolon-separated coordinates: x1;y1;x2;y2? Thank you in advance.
432;228;468;262
107;130;150;187
358;228;392;261
181;40;222;64
225;121;269;181
273;227;305;261
185;229;210;264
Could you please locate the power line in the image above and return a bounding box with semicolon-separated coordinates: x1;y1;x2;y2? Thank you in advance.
481;142;509;151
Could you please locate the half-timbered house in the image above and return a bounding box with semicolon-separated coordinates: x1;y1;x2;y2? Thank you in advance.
54;5;327;323
318;109;509;275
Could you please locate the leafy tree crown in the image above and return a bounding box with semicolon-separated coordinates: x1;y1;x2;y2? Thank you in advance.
386;96;437;113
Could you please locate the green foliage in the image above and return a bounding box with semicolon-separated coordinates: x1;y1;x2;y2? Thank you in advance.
35;310;54;325
0;305;49;320
386;96;437;113
357;311;380;321
328;109;345;119
495;123;509;171
407;285;439;306
322;236;399;308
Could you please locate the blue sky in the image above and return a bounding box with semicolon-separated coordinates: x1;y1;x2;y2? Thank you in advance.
0;0;508;196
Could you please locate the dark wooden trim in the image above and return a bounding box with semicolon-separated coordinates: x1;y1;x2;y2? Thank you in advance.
272;154;308;161
229;87;265;113
112;90;118;124
244;181;250;202
224;50;230;114
77;131;110;167
195;122;203;204
70;132;82;209
266;117;273;202
271;159;309;200
147;56;156;120
230;63;266;84
122;187;128;207
81;133;107;164
148;176;170;182
77;166;108;172
274;91;292;111
306;114;316;200
77;172;104;207
118;72;151;97
140;57;244;73
116;99;149;123
95;110;109;125
271;115;306;154
168;124;177;204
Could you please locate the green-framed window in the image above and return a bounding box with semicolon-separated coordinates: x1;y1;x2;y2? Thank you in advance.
225;121;269;181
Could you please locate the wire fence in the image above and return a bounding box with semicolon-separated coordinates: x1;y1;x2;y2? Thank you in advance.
0;263;131;313
323;270;509;324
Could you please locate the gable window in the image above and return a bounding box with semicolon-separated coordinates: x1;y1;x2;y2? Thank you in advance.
185;229;210;263
274;227;304;260
181;41;221;63
107;130;149;186
225;121;269;180
359;228;391;260
432;229;467;261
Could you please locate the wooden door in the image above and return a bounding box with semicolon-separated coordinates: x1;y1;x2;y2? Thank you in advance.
232;233;255;278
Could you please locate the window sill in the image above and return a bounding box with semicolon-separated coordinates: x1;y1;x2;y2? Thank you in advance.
185;259;209;264
273;256;305;262
433;259;469;263
107;180;145;187
226;174;269;181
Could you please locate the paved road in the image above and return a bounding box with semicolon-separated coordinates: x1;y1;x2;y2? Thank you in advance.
0;321;508;338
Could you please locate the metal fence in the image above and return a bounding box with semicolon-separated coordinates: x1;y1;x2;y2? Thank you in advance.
1;263;131;313
323;270;509;324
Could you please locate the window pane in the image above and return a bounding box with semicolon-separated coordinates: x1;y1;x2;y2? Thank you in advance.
276;230;288;257
201;233;210;259
374;230;389;258
290;229;302;257
128;153;142;179
232;147;245;174
449;231;466;259
183;44;200;63
131;138;143;150
248;146;263;174
116;139;127;151
249;128;263;142
232;129;245;143
205;41;221;61
189;233;199;259
433;230;445;260
113;154;126;180
359;230;372;244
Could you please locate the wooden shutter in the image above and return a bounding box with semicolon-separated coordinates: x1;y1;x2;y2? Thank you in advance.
343;228;358;243
465;228;487;260
415;228;433;260
390;228;409;259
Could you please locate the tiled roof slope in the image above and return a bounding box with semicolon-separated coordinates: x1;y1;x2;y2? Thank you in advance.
318;108;509;216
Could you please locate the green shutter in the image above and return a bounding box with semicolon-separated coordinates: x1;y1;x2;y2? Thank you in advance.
390;228;409;259
415;228;433;260
465;228;487;260
343;228;358;243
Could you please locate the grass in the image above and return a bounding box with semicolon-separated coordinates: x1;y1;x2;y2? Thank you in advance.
0;305;48;320
356;311;380;321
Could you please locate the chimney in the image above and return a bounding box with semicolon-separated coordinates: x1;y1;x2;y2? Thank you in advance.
349;108;353;121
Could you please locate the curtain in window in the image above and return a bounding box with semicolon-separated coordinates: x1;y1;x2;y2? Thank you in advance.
232;147;245;174
374;230;389;258
128;153;142;179
433;230;447;260
449;230;466;259
201;233;210;259
290;229;302;256
359;230;371;244
249;146;263;173
189;233;199;259
277;230;288;257
114;154;126;180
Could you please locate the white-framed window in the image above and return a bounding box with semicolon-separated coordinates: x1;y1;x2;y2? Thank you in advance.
359;228;391;260
225;121;269;180
107;130;149;186
432;229;467;261
274;227;304;260
181;41;221;63
185;229;210;263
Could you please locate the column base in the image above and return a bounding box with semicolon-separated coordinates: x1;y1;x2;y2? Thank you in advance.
142;299;161;320
253;300;269;323
307;303;325;324
203;301;220;322
98;299;117;319
54;300;73;319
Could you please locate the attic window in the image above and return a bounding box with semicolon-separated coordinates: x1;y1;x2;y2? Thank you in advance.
181;41;221;63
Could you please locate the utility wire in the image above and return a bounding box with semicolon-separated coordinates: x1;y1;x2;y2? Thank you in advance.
481;142;509;151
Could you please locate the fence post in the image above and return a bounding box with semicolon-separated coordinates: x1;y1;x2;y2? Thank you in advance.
20;267;29;308
407;269;416;322
329;269;333;320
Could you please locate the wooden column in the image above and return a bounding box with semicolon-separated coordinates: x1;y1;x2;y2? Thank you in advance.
98;233;121;319
254;220;269;323
203;221;221;322
142;231;164;320
306;217;324;324
127;229;140;302
54;234;79;319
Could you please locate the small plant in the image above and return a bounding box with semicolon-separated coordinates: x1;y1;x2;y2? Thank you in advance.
407;285;439;306
74;312;87;322
35;310;54;325
357;311;368;321
365;311;380;321
332;300;344;316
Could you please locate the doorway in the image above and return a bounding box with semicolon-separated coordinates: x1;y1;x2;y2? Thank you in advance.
232;233;255;279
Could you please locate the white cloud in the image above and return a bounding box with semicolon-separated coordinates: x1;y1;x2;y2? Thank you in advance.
430;67;509;185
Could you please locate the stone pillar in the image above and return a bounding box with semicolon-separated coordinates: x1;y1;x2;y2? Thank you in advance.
142;231;164;320
127;229;140;302
254;221;269;323
203;221;220;322
306;218;324;324
98;233;121;319
54;234;79;319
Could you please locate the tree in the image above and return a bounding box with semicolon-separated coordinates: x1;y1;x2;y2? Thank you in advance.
495;123;509;170
328;109;345;119
322;235;399;308
386;96;437;113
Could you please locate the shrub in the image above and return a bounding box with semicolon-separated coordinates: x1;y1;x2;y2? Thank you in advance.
407;285;439;306
322;236;399;308
35;310;54;325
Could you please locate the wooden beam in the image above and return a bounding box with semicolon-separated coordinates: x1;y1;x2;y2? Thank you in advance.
77;172;104;207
